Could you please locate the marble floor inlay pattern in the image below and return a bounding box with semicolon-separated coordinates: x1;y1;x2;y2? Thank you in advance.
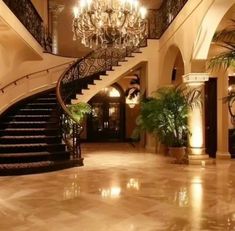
0;143;235;230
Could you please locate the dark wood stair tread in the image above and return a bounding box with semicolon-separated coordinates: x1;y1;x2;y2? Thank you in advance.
0;143;64;148
0;135;60;139
27;103;57;105
0;161;53;169
1;128;58;131
8;115;51;118
19;108;53;111
0;151;68;157
2;121;56;124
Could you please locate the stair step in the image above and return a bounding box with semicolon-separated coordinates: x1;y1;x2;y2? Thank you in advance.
36;97;57;100
0;159;83;176
0;89;82;175
0;151;70;163
6;115;56;121
0;128;59;136
35;98;57;103
18;108;53;115
0;161;53;169
0;143;66;153
25;103;57;108
0;121;58;128
0;135;61;144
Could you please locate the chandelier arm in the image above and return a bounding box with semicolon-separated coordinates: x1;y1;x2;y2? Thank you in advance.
72;1;147;48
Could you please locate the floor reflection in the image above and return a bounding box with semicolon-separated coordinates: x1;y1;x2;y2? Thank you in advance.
99;187;121;198
0;143;234;231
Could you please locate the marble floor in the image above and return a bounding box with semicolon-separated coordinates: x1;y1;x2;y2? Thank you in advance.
0;143;235;231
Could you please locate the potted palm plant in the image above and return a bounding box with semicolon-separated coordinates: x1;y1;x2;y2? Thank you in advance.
135;85;201;163
208;19;235;70
67;102;92;123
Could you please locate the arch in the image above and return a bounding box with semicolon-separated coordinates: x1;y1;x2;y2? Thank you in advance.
87;83;125;142
161;44;185;84
192;0;235;60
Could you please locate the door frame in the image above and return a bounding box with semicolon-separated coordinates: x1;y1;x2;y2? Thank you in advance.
204;78;217;158
86;83;125;142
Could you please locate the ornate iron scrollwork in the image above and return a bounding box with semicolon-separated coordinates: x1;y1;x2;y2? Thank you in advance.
3;0;52;52
57;40;148;159
148;0;189;39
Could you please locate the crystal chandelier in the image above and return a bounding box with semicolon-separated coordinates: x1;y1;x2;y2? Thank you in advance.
72;0;148;48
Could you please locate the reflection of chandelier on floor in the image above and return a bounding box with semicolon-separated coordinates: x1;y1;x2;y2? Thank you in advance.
72;0;148;48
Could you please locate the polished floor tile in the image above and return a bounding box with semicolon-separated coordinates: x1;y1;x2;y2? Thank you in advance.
0;143;235;230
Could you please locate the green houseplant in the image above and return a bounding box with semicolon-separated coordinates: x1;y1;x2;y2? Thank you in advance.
65;102;92;137
67;102;92;123
208;20;235;120
208;19;235;70
135;85;201;162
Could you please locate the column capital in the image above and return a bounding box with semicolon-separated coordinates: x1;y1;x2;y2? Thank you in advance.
183;73;210;84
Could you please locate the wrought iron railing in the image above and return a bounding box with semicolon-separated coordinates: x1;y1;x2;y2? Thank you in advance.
3;0;52;52
56;40;147;159
148;0;189;39
56;0;189;159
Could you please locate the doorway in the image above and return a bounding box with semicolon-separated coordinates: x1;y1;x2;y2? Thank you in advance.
87;84;125;142
204;78;217;158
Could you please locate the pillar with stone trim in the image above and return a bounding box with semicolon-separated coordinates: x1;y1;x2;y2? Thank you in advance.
183;73;214;165
216;71;231;159
49;2;64;54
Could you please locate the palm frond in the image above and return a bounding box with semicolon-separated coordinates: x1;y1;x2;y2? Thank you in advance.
208;20;235;70
213;20;235;43
208;50;235;70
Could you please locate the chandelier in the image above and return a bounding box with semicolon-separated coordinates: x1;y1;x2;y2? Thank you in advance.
72;0;148;48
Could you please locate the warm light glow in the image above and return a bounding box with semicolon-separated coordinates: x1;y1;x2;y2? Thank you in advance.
72;0;147;48
201;161;205;167
109;87;120;97
73;7;79;18
188;107;203;151
126;94;139;108
100;187;121;198
228;84;235;92
126;178;140;190
63;175;81;200
190;176;203;229
174;187;189;207
139;7;147;19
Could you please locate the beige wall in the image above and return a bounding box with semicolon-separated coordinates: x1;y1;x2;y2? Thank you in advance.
1;0;235;157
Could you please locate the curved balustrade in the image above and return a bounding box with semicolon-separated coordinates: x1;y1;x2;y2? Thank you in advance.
3;0;52;52
56;40;147;159
0;61;74;94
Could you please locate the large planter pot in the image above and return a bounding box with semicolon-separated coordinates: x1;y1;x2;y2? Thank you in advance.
168;147;186;163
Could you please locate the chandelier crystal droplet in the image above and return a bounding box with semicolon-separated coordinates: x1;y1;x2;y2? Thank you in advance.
72;0;148;48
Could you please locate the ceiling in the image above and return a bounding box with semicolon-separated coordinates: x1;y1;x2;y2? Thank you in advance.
53;0;163;9
140;0;163;9
51;0;163;57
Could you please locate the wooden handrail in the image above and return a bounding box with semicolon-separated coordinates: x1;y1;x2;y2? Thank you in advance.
0;61;76;93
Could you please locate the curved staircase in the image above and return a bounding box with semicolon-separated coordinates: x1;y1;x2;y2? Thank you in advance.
0;90;82;175
0;40;150;175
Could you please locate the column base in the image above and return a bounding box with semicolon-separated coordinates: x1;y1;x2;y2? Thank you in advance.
188;154;215;165
216;151;231;160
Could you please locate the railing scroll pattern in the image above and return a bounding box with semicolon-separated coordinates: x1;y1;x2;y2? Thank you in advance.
148;0;189;39
56;40;147;159
3;0;52;52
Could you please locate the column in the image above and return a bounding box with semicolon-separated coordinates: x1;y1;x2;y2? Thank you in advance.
49;2;64;54
216;70;231;159
183;73;214;165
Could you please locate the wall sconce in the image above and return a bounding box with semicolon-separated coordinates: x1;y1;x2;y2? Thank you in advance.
126;94;139;108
